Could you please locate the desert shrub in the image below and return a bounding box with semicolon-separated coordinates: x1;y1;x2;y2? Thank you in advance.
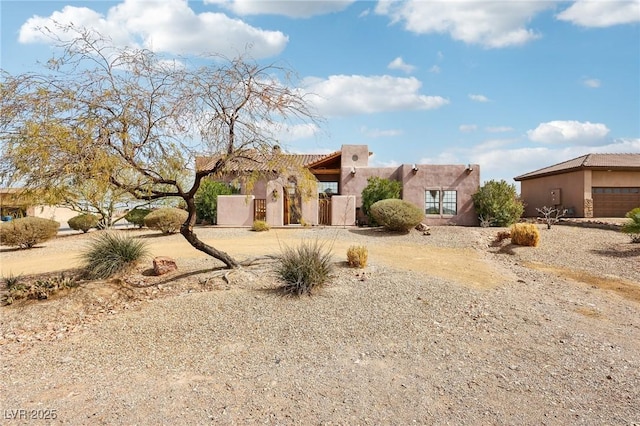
195;180;235;224
144;208;188;234
81;233;149;279
251;220;270;232
361;177;402;226
472;180;524;227
347;245;368;268
3;273;79;305
510;223;540;247
0;217;59;249
370;199;424;232
124;208;152;228
68;213;100;233
621;207;640;243
276;240;333;296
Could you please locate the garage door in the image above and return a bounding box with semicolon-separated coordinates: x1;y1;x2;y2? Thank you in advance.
592;187;640;217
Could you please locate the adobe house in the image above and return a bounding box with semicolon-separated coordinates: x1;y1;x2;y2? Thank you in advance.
0;188;77;226
514;153;640;218
196;144;480;227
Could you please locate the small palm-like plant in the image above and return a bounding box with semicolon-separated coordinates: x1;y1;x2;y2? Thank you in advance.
621;207;640;243
276;240;333;296
81;233;150;279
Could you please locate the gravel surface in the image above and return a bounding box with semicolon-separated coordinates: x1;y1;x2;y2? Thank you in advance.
1;224;639;425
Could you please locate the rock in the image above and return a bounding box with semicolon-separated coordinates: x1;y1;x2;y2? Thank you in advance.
153;256;178;276
415;222;430;232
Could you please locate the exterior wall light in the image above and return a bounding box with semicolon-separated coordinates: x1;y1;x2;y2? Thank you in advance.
350;167;356;175
412;164;418;174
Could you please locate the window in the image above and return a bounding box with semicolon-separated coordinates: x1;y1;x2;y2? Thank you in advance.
425;190;440;214
442;190;457;215
425;190;457;216
318;181;338;197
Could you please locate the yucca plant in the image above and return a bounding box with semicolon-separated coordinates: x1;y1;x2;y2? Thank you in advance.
276;240;333;296
81;233;150;279
621;207;640;243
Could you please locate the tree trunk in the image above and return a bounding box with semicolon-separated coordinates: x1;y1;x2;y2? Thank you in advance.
180;196;239;269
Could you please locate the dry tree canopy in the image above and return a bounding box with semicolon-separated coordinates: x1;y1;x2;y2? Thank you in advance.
0;24;321;268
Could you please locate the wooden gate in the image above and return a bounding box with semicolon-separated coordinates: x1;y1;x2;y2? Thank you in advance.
254;198;266;221
318;198;331;225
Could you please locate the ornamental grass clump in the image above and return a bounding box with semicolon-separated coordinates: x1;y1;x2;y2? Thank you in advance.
276;240;333;296
347;245;368;268
0;217;59;249
510;223;540;247
251;220;270;232
81;233;149;279
143;207;188;234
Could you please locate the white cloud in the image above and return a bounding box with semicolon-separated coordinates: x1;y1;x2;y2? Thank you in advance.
459;124;478;132
375;0;552;48
360;126;404;138
18;0;288;59
582;77;601;88
208;0;355;18
388;57;416;74
469;94;490;102
557;1;640;27
429;65;441;73
527;120;610;144
273;123;321;142
302;75;449;116
485;126;514;133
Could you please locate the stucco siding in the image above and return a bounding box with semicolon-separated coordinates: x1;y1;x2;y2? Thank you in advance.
520;171;586;217
217;195;255;226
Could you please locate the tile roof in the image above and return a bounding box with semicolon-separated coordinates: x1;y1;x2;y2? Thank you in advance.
514;153;640;181
196;150;336;173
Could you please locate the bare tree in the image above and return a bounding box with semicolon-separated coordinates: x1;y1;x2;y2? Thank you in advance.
536;206;567;229
0;25;320;268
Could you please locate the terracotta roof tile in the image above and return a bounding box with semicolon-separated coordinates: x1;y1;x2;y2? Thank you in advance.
196;150;335;173
514;153;640;180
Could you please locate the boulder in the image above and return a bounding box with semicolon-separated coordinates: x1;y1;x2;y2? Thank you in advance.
153;256;177;276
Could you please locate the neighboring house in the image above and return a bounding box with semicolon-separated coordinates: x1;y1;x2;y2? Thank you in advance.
0;188;78;227
514;153;640;218
196;144;480;227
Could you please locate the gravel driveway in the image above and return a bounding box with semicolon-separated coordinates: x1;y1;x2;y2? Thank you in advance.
1;224;639;424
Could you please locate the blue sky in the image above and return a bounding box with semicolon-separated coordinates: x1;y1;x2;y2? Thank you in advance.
1;0;639;186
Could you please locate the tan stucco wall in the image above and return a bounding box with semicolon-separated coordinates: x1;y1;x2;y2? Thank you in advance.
519;171;587;217
331;195;356;226
266;181;284;227
30;205;78;228
592;170;639;186
216;195;255;226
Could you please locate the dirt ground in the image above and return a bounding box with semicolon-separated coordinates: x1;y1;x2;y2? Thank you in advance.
1;224;639;425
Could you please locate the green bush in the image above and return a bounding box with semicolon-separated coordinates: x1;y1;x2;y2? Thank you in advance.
621;207;640;243
510;223;540;247
143;208;188;234
276;240;333;296
0;217;59;249
370;199;424;232
472;180;524;227
251;220;270;232
347;245;368;268
195;180;235;224
81;233;150;279
124;208;152;228
361;177;402;226
68;213;99;233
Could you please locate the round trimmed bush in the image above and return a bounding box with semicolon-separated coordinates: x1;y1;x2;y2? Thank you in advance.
370;199;424;232
68;213;99;233
124;208;152;228
0;217;60;249
143;207;188;234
